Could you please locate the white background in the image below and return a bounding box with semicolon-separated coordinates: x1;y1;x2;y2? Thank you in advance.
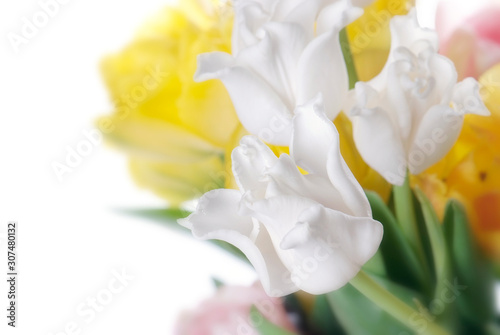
0;0;498;334
0;1;255;334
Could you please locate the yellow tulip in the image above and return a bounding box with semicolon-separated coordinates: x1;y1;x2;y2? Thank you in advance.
414;64;500;261
347;0;414;81
98;0;238;206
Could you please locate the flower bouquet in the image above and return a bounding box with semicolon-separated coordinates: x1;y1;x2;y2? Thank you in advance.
98;0;500;334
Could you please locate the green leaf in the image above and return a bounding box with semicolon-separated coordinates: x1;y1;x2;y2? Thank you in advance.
366;191;427;292
309;295;346;335
251;306;297;335
327;274;421;335
442;200;496;326
362;249;387;277
414;189;450;294
414;189;458;331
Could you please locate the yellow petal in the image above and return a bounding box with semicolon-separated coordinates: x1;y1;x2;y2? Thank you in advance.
177;78;239;148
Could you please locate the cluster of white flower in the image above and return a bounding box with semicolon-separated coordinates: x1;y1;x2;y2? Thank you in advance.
180;0;489;296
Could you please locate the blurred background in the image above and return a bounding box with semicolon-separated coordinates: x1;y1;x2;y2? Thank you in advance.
0;0;498;334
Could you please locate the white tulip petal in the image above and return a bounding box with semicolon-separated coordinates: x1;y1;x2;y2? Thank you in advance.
316;1;363;35
390;9;439;53
231;135;278;194
325;139;373;218
384;49;457;140
291;95;336;176
179;189;297;297
292;95;371;216
264;154;351;214
369;9;439;91
279;221;311;250
179;189;256;238
243;195;318;240
351;84;407;185
253;226;299;297
281;0;361;41
388;49;457;130
237;22;308;109
387;46;457;126
275;0;321;39
274;0;311;20
297;27;348;119
195;52;293;145
427;53;458;106
282;204;383;294
343;89;359;120
452;78;490;116
237;0;278;14
386;59;413;140
408;104;463;175
264;154;306;198
194;51;235;82
232;2;272;53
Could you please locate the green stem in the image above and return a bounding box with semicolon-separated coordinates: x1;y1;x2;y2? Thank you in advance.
349;271;450;335
393;173;419;244
393;173;431;288
339;28;359;90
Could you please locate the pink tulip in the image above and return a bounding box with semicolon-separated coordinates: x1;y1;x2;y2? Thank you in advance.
174;283;296;335
436;1;500;80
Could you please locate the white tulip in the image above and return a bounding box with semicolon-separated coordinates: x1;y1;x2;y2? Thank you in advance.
195;0;363;145
179;95;383;297
348;9;490;185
